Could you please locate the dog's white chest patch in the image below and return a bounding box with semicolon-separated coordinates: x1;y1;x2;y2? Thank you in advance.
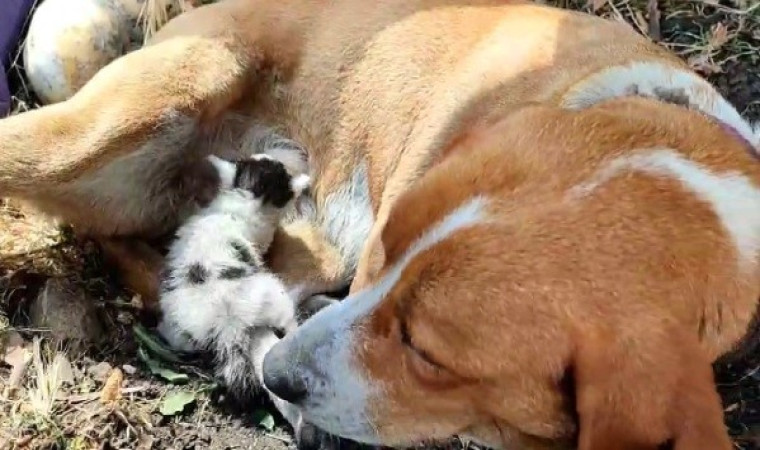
320;162;374;272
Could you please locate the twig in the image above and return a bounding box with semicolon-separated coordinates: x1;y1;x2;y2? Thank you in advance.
647;0;662;42
111;408;139;437
265;433;292;444
63;386;147;404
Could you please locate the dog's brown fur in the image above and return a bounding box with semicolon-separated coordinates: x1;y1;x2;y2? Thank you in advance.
0;0;756;447
356;101;752;448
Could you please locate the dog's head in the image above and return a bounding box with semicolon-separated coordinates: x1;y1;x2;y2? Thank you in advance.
262;104;738;450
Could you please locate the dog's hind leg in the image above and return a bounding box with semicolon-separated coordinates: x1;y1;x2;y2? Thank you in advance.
97;238;166;313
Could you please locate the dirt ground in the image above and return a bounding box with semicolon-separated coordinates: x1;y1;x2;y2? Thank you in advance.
1;0;760;449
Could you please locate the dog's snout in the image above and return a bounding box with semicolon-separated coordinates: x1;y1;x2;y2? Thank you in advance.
265;367;308;404
263;339;309;404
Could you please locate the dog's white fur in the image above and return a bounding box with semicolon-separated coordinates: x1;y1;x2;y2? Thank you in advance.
562;62;760;149
273;197;488;443
570;148;760;268
319;162;375;277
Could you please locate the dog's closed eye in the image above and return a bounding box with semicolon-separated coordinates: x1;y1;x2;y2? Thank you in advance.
399;320;462;387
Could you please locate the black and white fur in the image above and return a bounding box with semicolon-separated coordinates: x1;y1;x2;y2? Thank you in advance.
157;153;309;404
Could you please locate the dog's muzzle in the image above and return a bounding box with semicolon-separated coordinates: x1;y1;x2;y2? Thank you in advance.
262;339;310;404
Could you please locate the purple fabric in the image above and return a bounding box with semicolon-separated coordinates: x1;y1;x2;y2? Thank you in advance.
0;0;36;115
0;63;8;115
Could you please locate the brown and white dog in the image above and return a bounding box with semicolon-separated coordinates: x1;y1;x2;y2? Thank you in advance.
0;0;759;449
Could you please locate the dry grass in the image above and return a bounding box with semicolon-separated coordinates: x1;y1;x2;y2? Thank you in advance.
1;337;173;449
137;0;195;43
556;0;759;67
1;0;759;449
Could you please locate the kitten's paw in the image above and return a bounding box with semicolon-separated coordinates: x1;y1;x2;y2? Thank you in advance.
206;155;237;189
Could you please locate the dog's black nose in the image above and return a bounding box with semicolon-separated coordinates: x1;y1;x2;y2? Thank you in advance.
262;341;308;404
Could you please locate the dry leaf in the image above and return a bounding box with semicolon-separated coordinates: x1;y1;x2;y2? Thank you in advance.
3;332;32;391
3;331;27;366
100;368;124;404
632;11;649;35
687;54;722;75
15;435;32;448
709;22;731;49
589;0;606;12
7;349;32;390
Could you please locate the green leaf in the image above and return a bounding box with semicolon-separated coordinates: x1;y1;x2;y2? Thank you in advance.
159;390;197;416
132;324;185;364
252;409;276;431
66;436;89;450
197;382;219;394
138;347;189;384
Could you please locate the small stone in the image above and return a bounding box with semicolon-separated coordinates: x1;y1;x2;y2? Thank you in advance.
87;362;113;382
121;364;137;375
15;435;32;447
2;331;27;366
52;353;75;385
116;311;133;325
28;278;104;350
130;294;144;309
72;365;85;381
136;435;155;450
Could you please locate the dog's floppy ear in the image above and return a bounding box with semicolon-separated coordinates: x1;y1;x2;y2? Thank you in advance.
572;326;732;450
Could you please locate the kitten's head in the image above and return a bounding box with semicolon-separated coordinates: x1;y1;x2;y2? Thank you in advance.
233;155;310;208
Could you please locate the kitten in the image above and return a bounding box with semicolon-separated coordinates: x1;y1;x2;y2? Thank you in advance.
157;153;309;399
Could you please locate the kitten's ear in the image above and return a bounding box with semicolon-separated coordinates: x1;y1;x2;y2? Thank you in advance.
290;174;311;197
207;155;237;189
